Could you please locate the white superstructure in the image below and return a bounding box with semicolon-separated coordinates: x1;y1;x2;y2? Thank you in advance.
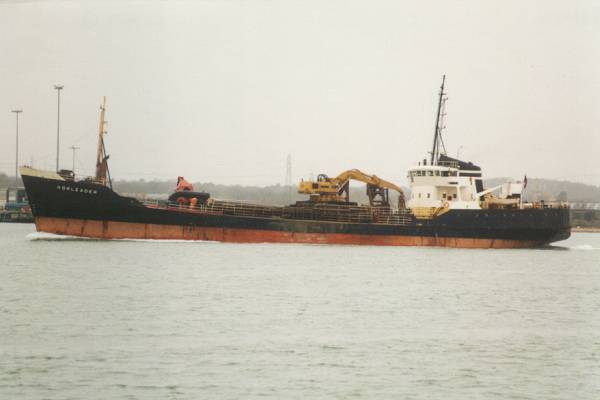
407;159;483;210
407;76;523;213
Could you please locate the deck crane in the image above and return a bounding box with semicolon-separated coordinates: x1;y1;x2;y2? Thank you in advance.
298;169;406;209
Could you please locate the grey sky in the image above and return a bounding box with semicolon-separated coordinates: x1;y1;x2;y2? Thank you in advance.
1;0;599;187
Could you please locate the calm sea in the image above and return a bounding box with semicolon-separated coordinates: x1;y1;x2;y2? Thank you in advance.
1;223;599;399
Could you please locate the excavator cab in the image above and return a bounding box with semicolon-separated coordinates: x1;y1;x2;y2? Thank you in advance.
300;175;339;201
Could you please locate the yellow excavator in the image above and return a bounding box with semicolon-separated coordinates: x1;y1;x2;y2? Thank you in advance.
298;169;406;208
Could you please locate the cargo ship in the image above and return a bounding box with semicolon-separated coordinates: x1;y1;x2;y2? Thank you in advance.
20;81;570;248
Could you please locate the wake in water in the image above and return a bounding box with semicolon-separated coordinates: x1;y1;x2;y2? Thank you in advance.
569;244;600;251
536;243;600;251
547;242;600;251
27;232;98;241
26;232;217;244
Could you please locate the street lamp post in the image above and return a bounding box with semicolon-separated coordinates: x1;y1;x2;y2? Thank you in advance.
11;109;23;185
69;145;80;175
54;84;64;171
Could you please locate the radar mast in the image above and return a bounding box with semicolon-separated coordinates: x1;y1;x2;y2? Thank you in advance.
430;75;447;165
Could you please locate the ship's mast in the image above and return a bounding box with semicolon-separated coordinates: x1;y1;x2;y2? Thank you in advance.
95;97;112;188
430;75;446;165
438;95;448;156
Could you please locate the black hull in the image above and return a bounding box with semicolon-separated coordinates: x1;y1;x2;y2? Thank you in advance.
21;173;571;248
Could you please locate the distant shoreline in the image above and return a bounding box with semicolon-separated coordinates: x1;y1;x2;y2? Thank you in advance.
572;227;600;233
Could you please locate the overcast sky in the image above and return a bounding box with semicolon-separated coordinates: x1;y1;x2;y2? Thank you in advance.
1;0;599;187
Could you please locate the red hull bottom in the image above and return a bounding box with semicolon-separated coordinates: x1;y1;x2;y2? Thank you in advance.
35;217;547;249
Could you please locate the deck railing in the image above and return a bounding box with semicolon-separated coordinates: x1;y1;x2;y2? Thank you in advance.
142;197;567;226
436;160;459;168
522;201;569;210
144;199;415;226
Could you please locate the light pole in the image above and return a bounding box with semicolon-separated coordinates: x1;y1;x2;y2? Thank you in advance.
69;145;80;175
457;145;463;160
54;84;64;171
11;109;23;185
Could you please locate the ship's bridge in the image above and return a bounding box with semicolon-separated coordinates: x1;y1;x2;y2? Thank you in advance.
407;157;483;210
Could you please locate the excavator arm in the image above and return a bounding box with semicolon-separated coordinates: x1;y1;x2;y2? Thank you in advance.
334;169;403;193
298;169;406;208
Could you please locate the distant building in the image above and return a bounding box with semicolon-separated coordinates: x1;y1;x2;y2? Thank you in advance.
570;203;600;210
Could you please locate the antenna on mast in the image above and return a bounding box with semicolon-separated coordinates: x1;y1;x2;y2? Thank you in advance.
438;94;449;156
430;75;446;165
95;96;112;188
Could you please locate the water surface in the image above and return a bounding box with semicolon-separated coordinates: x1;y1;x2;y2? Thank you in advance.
1;224;599;399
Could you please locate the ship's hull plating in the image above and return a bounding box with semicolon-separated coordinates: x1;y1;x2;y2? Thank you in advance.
35;216;557;248
22;173;571;248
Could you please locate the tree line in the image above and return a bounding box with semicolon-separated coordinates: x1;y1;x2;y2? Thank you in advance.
2;171;599;205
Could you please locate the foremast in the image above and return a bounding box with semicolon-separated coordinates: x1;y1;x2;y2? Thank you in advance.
95;96;112;188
